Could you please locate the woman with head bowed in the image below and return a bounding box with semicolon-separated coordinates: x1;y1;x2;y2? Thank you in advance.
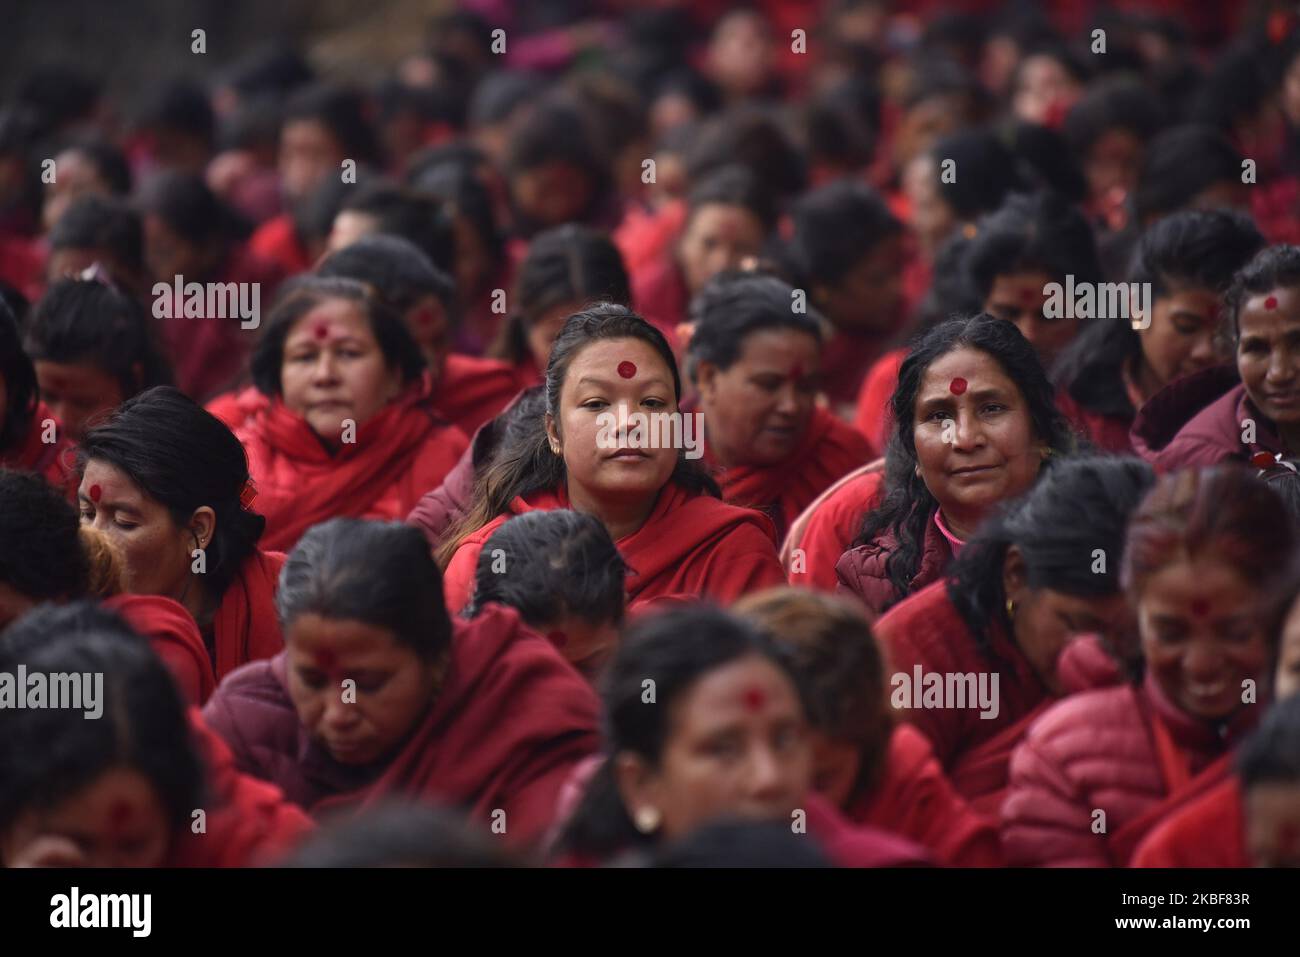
0;603;311;868
236;276;468;552
549;604;931;867
1002;466;1293;866
77;386;282;682
686;271;869;539
0;301;76;493
834;314;1074;613
736;588;1001;865
874;456;1155;815
438;304;786;613
465;510;626;681
201;519;600;849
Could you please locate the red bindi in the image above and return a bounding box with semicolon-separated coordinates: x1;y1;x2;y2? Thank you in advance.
790;362;805;380
108;800;133;832
617;361;637;379
1265;295;1279;310
949;377;968;395
312;322;331;340
314;649;338;672
1020;289;1038;305
742;686;766;711
88;484;101;502
1252;451;1277;469
547;630;568;649
1191;599;1211;618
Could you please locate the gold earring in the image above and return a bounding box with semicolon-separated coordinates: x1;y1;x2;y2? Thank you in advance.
1005;598;1017;618
633;806;662;834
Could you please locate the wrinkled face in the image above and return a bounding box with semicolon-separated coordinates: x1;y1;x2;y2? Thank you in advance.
1137;557;1271;721
902;154;956;258
677;204;766;295
618;655;811;842
912;347;1044;532
1237;286;1300;428
326;209;379;254
985;271;1077;366
546;338;679;508
280;119;346;203
1009;582;1133;695
43;149;112;233
280;298;403;440
34;360;126;441
511;161;594;230
1275;597;1300;701
143;213;208;283
1084;128;1143;206
817;235;904;335
807;730;862;809
286;613;442;766
1013;55;1082;125
78;459;194;601
1138;285;1227;392
1246;783;1300;867
696;328;820;467
526;301;580;373
0;766;171;868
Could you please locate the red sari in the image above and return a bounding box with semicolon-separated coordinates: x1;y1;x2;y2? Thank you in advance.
202;604;601;848
1130;777;1247;868
212;549;286;681
710;407;870;539
235;385;469;552
106;594;216;705
781;461;884;592
1;401;77;496
441;481;786;614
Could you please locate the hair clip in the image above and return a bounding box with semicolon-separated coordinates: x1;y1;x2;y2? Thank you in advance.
77;261;119;291
1252;451;1298;477
239;478;259;509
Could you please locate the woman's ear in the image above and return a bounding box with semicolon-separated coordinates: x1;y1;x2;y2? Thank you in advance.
188;506;217;552
612;750;660;824
544;411;561;455
695;360;720;401
1002;544;1028;605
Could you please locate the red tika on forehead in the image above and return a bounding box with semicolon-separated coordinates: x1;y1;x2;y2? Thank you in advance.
949;377;968;395
617;361;637;379
742;686;766;711
1265;296;1279;310
88;484;102;502
108;800;133;832
789;362;805;380
314;648;338;671
313;321;331;340
1190;599;1211;618
1020;289;1038;305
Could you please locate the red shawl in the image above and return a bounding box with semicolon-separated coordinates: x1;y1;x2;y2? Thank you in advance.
205;385;269;432
1;401;77;496
1131;776;1247;868
236;387;468;552
203;604;601;848
434;353;527;436
711;406;869;539
213;549;286;681
782;461;884;592
442;481;786;613
106;594;216;705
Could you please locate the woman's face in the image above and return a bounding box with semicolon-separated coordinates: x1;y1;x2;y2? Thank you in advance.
78;459;204;601
1138;284;1226;392
1;766;170;868
817;235;904;336
143;213;210;283
617;655;811;842
1013;55;1082;125
34;360;126;441
902;154;957;259
546;337;680;508
984;271;1077;366
1273;596;1300;701
1137;557;1272;721
285;613;442;767
1236;286;1300;430
696;328;820;467
677;203;766;295
511;161;594;231
526;301;580;373
807;731;862;809
280;119;345;204
1084;128;1143;207
280;298;403;440
912;346;1044;536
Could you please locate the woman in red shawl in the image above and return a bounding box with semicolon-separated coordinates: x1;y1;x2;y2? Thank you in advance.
235;276;468;552
1002;466;1291;866
0;603;310;868
0;302;76;492
548;603;930;867
874;456;1154;816
686;271;869;539
202;519;601;849
438;304;786;613
736;588;1000;865
77;386;284;682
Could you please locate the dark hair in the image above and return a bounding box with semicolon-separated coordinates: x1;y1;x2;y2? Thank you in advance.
1261;469;1300;531
1237;694;1300;790
963;192;1101;302
282;83;380;166
685;164;778;233
1055;208;1264;417
555;604;799;859
0;299;38;451
1135;125;1242;224
55;138;131;195
0;468;88;604
408;153;503;272
947;456;1155;659
490;225;632;365
466;510;627;627
316;233;455;315
928;129;1024;221
137;170;249;246
685;271;823;381
47;195;144;274
853;314;1075;607
337;182;456;275
278;519;452;663
652;818;832;868
0;602;205;839
134;76;214;146
685;107;806;202
1000;120;1087;203
77;386;265;599
786;180;901;289
25;278;174;401
250;276;425;396
1063;75;1164;156
442;305;718;566
504;98;608;221
283;802;520;867
1225;245;1300;340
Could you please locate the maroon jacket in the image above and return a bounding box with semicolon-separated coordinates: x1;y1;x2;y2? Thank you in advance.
1129;365;1284;471
834;507;952;616
1001;671;1258;867
407;434;478;547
